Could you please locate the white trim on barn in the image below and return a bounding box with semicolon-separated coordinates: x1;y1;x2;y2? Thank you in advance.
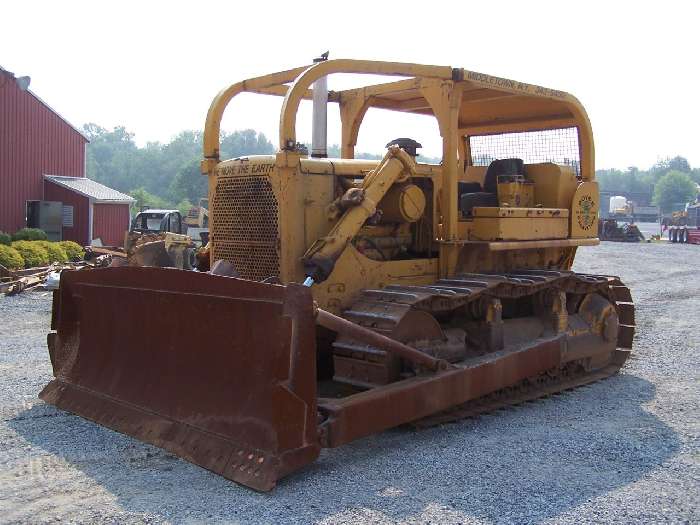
88;200;94;244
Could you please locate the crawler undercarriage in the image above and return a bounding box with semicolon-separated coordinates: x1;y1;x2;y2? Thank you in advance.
318;270;633;447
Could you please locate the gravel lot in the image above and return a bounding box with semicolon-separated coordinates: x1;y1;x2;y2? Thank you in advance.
1;235;698;524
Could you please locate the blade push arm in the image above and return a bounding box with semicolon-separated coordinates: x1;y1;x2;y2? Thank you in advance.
302;145;416;284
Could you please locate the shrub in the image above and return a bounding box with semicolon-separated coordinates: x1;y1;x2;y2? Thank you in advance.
34;241;68;264
0;232;11;245
11;241;50;268
59;241;85;261
12;228;48;241
0;245;25;270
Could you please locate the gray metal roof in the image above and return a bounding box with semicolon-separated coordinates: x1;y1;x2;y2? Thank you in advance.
136;209;179;214
44;175;135;203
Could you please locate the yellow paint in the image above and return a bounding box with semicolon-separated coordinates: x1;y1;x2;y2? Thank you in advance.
302;147;415;276
472;207;569;218
525;163;578;209
379;183;426;223
469;207;569;241
204;59;601;306
314;245;438;313
497;179;535;207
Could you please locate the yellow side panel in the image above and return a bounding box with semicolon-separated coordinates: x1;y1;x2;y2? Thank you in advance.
276;151;307;282
313;245;438;313
300;158;378;175
470;207;569;241
303;173;335;250
472;207;569;218
525;163;578;209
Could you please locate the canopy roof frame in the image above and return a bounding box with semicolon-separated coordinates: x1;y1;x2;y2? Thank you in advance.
201;59;595;242
202;60;593;179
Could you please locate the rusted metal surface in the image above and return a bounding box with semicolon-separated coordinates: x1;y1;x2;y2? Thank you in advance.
1;267;53;295
318;337;563;447
362;272;635;351
413;349;631;428
329;271;634;389
1;263;91;296
331;305;460;388
320;271;634;446
127;240;171;266
315;307;445;371
40;266;634;491
122;232;196;269
40;267;320;491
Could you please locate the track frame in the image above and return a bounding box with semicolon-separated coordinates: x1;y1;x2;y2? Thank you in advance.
318;270;634;447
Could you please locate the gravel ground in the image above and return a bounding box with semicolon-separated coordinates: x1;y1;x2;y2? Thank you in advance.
1;239;698;524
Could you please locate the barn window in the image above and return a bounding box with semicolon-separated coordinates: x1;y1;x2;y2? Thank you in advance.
62;205;74;227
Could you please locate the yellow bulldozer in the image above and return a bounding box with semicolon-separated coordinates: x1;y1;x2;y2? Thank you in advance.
183;197;209;246
40;58;634;491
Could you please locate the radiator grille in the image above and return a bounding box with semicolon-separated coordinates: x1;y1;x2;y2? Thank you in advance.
211;174;280;281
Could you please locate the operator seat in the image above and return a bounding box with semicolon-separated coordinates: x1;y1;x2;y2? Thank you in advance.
460;158;524;217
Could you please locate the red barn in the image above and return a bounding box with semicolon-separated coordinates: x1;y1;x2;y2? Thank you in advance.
44;175;134;246
0;66;133;246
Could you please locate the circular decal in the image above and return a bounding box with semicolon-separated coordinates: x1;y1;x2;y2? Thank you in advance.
577;195;596;230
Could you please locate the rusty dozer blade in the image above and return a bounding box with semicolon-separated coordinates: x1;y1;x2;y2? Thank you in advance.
40;267;320;491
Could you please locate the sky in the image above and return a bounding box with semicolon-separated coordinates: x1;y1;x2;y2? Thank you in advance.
2;0;697;170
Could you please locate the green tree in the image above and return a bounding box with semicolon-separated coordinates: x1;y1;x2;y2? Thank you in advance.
595;166;654;194
176;198;194;215
83;126;270;206
595;168;627;192
132;141;167;195
83;124;142;192
220;129;274;159
129;187;171;211
668;156;691;173
170;159;207;204
653;170;698;212
162;131;203;192
649;156;691;182
689;168;700;185
168;130;274;204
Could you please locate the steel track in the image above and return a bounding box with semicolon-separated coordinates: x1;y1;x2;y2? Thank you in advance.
334;270;635;425
412;349;630;428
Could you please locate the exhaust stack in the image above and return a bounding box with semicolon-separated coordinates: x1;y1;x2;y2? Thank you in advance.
311;52;329;158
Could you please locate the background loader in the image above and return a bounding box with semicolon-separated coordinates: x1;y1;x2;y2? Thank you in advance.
598;218;645;242
123;209;196;269
40;58;635;491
